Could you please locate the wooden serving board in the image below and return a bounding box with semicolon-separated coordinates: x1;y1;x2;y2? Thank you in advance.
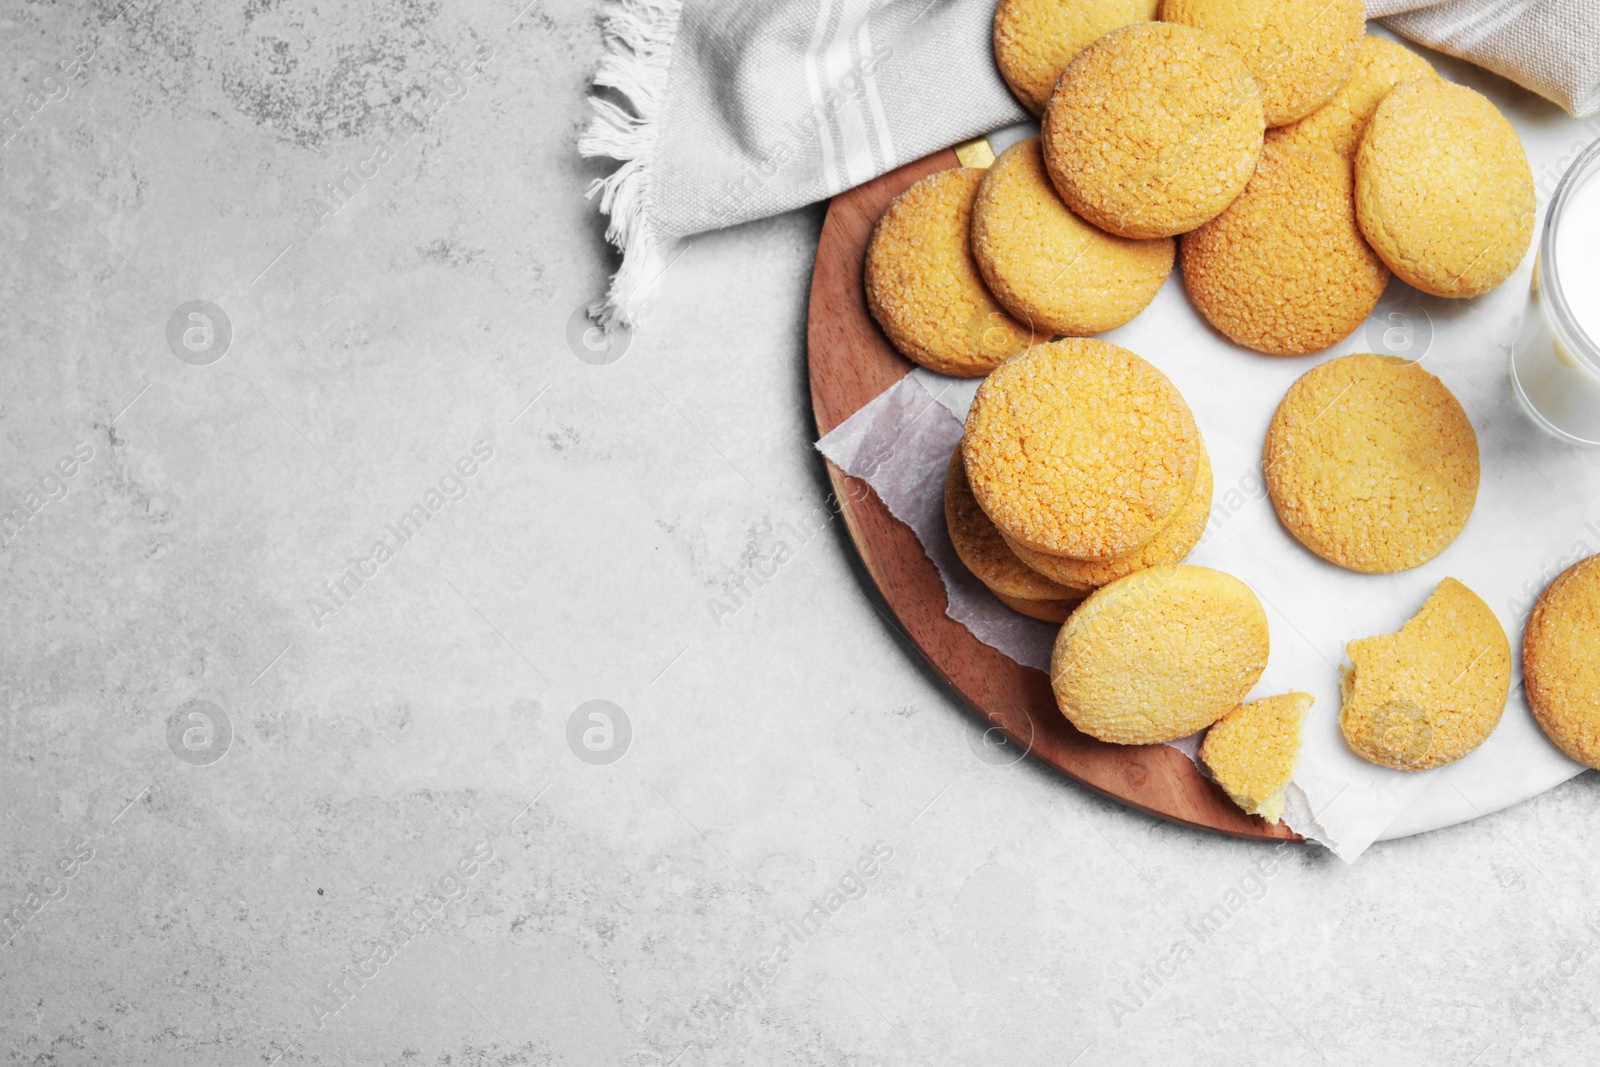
807;146;1299;843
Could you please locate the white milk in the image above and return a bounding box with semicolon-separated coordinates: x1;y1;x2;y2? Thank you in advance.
1511;143;1600;446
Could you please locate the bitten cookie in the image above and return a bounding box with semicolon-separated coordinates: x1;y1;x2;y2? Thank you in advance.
1341;578;1511;770
1005;442;1212;590
1181;143;1390;356
1355;78;1535;298
1264;354;1479;573
963;338;1201;561
972;137;1176;337
1200;691;1313;824
864;168;1033;376
1161;0;1365;127
1268;35;1438;159
945;448;1086;622
1041;22;1265;239
1524;554;1600;768
992;0;1160;116
1051;565;1270;745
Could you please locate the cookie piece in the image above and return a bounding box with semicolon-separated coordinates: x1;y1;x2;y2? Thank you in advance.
1181;144;1390;356
993;0;1161;116
1041;22;1265;239
945;447;1086;617
864;168;1034;376
1052;565;1270;745
1341;578;1511;770
963;338;1201;561
1355;78;1535;298
1005;441;1212;590
972;137;1175;337
1161;0;1365;127
1524;554;1600;768
1268;35;1438;160
1264;354;1479;573
1200;692;1313;824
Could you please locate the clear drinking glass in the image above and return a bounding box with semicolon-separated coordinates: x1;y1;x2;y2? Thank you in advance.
1511;138;1600;446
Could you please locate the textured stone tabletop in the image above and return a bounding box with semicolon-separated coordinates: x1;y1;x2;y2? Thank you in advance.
3;1;1600;1064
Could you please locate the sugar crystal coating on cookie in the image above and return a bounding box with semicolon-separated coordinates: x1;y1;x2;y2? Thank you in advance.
864;168;1034;376
1005;441;1212;590
962;338;1200;561
1524;554;1600;768
1161;0;1365;127
973;137;1175;337
1051;565;1270;745
1355;78;1535;298
992;0;1160;116
1181;143;1390;356
1340;578;1511;770
945;446;1085;606
1201;691;1313;824
1268;35;1438;160
1041;22;1265;240
1264;354;1479;573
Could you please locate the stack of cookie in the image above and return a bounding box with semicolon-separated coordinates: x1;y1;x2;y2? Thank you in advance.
945;338;1214;615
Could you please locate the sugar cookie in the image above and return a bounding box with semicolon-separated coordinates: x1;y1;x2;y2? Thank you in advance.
1264;354;1479;573
972;137;1175;338
1524;554;1600;768
992;0;1160;116
1005;442;1212;590
1041;22;1264;239
945;448;1086;620
864;168;1034;376
1052;565;1270;745
1160;0;1365;127
1200;692;1313;824
1341;578;1511;770
963;338;1200;561
1268;35;1438;160
1355;78;1535;298
1181;143;1390;356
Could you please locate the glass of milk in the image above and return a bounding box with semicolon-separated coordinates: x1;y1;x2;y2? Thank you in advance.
1511;138;1600;446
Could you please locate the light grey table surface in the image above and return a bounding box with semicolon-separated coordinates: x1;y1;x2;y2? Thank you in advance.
3;1;1599;1065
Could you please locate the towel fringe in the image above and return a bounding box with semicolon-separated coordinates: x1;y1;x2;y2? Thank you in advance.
579;0;683;331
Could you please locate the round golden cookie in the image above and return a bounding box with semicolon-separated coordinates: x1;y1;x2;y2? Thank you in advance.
993;589;1085;623
972;138;1175;337
1200;691;1313;824
1268;35;1438;160
992;0;1160;116
1051;565;1270;745
1355;78;1535;298
1341;577;1511;770
864;168;1034;376
1524;554;1600;768
1264;354;1479;573
1005;441;1213;590
1041;22;1265;240
1160;0;1365;127
962;338;1201;561
945;447;1085;609
1181;143;1390;356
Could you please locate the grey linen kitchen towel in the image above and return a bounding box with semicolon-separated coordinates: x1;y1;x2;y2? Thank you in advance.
581;0;1600;329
